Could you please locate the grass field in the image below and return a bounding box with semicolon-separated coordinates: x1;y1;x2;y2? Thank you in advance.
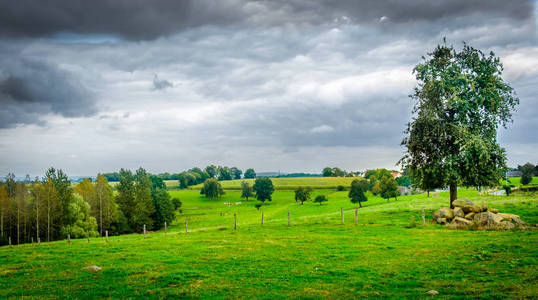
189;177;358;190
1;184;537;298
503;176;538;187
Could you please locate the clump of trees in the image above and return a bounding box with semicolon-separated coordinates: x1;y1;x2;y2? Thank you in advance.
322;167;357;177
314;195;328;205
400;41;518;208
294;187;312;205
0;167;180;246
349;179;368;207
200;179;225;199
518;163;536;186
241;181;253;201
253;178;274;205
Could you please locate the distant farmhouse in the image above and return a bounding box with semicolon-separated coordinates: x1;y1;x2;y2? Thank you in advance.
506;170;522;177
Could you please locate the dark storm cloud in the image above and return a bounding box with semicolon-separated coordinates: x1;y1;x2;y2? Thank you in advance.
0;57;96;128
0;0;533;40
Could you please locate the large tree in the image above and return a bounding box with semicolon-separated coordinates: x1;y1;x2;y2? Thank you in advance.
202;178;224;199
294;187;312;205
349;179;367;208
400;41;518;208
244;168;256;179
253;177;274;205
240;181;253;201
519;163;535;186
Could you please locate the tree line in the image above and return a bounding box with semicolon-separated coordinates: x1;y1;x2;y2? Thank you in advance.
103;166;257;189
0;167;181;246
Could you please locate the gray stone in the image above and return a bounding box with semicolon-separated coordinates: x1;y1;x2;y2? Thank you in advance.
84;265;102;272
426;290;439;295
453;207;465;218
452;198;482;213
464;212;475;220
433;208;454;221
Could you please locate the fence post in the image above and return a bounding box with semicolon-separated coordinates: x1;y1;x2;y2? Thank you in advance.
105;230;109;243
234;213;237;230
143;225;146;239
422;207;426;225
68;234;71;245
261;211;264;227
164;222;167;236
355;208;358;225
288;211;290;226
341;207;344;224
185;218;188;233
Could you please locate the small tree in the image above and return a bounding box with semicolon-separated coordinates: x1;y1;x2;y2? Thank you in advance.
241;181;254;201
253;177;274;205
349;179;367;208
314;194;328;205
379;176;399;202
519;163;535;185
244;168;256;179
294;187;312;205
203;178;225;199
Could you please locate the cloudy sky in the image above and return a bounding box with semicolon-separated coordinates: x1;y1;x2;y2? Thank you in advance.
0;0;537;177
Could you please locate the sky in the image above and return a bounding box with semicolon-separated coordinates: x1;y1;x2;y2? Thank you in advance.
0;0;537;177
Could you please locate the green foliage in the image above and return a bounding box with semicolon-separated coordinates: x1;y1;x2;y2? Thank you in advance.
379;176;399;201
131;168;155;232
171;197;182;210
240;181;254;201
294;187;312;205
217;166;233;181
60;194;99;238
313;194;328;205
336;185;345;191
519;163;535;185
230;167;242;180
203;179;225;199
205;165;217;178
253;177;274;204
349;179;368;207
322;167;347;177
400;41;518;204
244;168;256;179
503;185;511;196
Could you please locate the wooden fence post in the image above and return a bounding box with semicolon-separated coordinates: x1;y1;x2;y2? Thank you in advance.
234;213;237;230
421;208;426;226
355;208;358;225
68;234;71;245
143;225;146;239
105;230;109;243
261;211;264;227
288;211;290;226
341;207;344;224
185;218;188;233
164;222;167;236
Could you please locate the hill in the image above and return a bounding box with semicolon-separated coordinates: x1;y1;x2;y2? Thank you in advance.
1;188;537;298
189;176;359;190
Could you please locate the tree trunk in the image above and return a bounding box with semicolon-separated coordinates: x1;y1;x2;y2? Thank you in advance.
427;190;430;197
99;193;103;236
449;183;457;209
36;194;39;243
359;202;362;208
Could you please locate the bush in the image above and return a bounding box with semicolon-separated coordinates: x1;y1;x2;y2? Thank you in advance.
336;185;345;191
503;185;511;196
314;195;328;205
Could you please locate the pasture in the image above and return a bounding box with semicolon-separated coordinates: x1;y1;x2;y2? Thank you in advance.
1;180;537;299
188;176;358;190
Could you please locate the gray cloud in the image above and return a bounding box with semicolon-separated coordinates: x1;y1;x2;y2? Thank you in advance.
0;0;533;40
0;57;96;128
151;74;173;91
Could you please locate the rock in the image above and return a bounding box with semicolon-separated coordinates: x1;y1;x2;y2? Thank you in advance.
474;211;505;226
426;290;439;295
453;207;465;218
446;217;473;229
452;199;482;213
453;216;473;225
464;212;475;220
437;218;448;225
433;208;454;221
497;213;525;225
84;265;102;272
498;221;515;230
488;208;499;214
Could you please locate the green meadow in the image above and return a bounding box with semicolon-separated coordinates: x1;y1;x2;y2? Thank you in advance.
188;177;358;190
1;179;537;299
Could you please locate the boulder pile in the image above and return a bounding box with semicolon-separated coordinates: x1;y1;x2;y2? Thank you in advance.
433;198;528;230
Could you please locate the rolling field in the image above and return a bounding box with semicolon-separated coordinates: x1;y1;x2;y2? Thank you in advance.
189;177;358;190
1;184;537;298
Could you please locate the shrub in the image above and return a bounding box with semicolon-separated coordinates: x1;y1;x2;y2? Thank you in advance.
336;185;345;191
